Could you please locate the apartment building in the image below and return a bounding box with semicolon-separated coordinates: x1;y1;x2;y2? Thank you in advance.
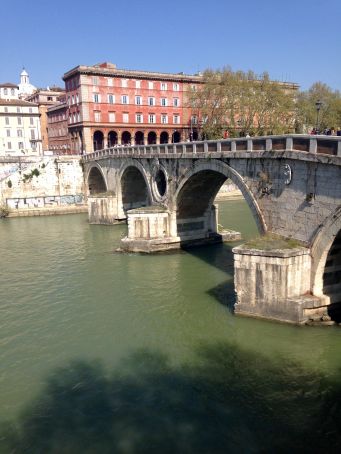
61;62;201;154
0;86;42;156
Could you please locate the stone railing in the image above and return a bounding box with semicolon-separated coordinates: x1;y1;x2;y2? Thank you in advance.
82;134;341;161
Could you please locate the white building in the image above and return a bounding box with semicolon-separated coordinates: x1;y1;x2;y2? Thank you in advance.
0;82;19;100
0;98;42;156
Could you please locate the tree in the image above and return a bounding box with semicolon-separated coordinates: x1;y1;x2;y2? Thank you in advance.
296;82;341;133
187;68;296;139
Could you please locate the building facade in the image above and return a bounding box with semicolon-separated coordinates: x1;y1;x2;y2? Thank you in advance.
0;98;42;156
27;87;65;150
46;99;71;153
62;62;201;154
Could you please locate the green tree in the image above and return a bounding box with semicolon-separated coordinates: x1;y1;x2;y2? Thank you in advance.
187;68;296;139
296;82;341;133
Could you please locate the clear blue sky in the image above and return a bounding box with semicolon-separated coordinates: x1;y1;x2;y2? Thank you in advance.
1;0;340;92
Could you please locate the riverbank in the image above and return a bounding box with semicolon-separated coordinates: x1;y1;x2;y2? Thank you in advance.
7;205;87;218
215;189;243;201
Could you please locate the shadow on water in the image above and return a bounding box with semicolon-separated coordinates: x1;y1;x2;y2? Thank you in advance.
183;243;237;311
1;342;341;454
183;242;235;275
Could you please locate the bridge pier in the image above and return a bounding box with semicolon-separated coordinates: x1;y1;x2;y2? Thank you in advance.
233;245;329;324
88;194;124;224
120;205;241;253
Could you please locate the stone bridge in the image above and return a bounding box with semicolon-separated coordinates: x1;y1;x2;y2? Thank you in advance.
83;134;341;325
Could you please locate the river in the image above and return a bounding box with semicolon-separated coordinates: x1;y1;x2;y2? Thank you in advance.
0;200;340;453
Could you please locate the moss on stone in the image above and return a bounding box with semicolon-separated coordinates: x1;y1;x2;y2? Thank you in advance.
243;233;303;251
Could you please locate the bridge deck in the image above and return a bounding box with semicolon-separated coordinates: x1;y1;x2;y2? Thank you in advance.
83;134;341;161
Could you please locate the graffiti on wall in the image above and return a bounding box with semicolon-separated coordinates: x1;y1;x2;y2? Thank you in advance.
6;194;84;210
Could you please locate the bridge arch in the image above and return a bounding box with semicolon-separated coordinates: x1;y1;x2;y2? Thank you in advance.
311;207;341;319
86;163;108;194
174;159;266;234
118;160;152;212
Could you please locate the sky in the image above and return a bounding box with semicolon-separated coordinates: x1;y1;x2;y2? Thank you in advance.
0;0;340;92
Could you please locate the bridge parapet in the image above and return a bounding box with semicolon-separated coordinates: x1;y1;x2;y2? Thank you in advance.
83;135;341;161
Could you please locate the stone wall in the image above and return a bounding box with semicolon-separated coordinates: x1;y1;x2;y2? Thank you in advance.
0;156;85;210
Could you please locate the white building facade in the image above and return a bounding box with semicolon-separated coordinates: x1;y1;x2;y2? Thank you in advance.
0;98;42;156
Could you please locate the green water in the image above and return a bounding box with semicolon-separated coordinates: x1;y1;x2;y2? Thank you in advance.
0;200;340;453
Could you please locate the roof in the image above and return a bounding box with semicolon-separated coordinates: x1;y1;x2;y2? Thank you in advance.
0;83;19;88
63;63;202;83
0;99;38;106
47;102;67;113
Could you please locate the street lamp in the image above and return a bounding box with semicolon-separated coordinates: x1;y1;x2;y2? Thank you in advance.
315;100;322;133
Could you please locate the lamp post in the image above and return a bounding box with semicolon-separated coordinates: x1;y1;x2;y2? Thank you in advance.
315;100;322;134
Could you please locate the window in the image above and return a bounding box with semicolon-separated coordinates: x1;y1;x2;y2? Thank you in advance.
136;113;143;123
7;142;11;149
173;97;179;107
173;83;179;91
5;117;9;125
135;96;142;105
135;80;141;88
4;88;7;95
30;130;35;139
32;142;37;150
108;94;115;104
93;93;100;103
30;117;34;125
123;113;129;123
72;95;75;104
121;95;129;104
4;107;8;113
191;115;198;124
76;94;79;104
17;129;23;137
161;82;167;91
47;96;53;101
6;129;10;137
173;115;180;124
11;88;14;95
121;79;128;88
77;112;81;122
148;114;155;124
108;78;113;86
148;81;153;89
94;111;101;122
68;96;71;106
29;107;33;113
17;107;20;113
18;142;24;149
109;112;116;122
93;76;99;85
161;114;168;124
148;97;155;106
17;117;22;125
161;98;167;107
